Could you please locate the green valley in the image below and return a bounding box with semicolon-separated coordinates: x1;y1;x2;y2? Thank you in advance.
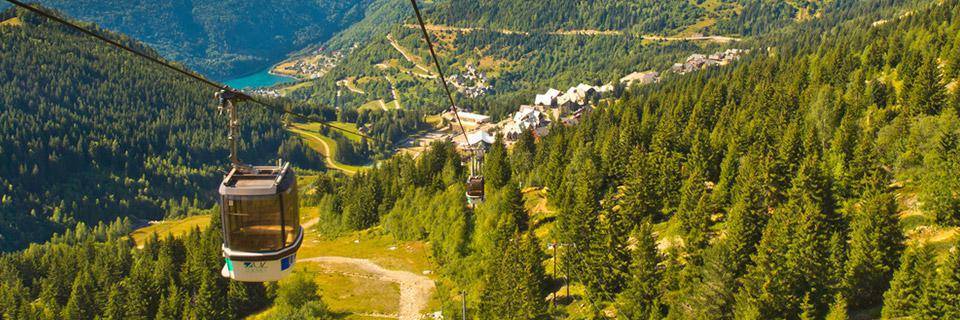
5;0;960;319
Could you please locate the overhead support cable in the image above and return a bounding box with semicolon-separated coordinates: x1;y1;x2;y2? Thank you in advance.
408;0;471;145
4;0;379;142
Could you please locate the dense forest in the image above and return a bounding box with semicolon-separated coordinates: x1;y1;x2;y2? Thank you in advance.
4;0;960;318
0;215;337;319
430;0;707;35
301;0;960;317
0;7;321;252
31;0;374;79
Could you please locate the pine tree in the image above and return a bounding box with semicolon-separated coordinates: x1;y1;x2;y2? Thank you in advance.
191;272;227;320
616;222;663;320
555;145;602;247
843;190;903;309
482;134;512;191
156;284;183;320
907;55;946;116
478;232;548;319
103;283;127;320
62;271;96;320
622;149;661;224
735;156;835;318
940;246;960;319
882;245;938;318
825;293;848;320
922;130;960;226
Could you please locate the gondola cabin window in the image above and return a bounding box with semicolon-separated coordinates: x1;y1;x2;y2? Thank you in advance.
224;194;284;252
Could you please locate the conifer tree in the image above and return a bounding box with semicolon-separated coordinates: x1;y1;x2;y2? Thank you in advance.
62;271;96;320
616;222;663;320
103;283;127;320
191;272;227;320
843;190;903;309
156;284;183;320
124;258;157;320
939;245;960;319
922;130;960;226
882;245;938;318
622;149;661;224
511;129;537;185
825;293;849;320
482;133;512;191
907;55;946;116
735;156;835;318
478;232;547;319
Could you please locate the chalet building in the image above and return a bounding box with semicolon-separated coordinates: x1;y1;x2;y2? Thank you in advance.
620;71;660;86
461;130;496;149
443;111;491;126
504;105;551;140
534;88;562;106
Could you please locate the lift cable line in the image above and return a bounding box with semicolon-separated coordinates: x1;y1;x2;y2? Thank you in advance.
4;0;379;143
408;0;469;143
408;0;487;204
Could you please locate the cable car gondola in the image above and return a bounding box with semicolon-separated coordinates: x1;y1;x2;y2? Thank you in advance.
216;91;302;282
465;145;485;206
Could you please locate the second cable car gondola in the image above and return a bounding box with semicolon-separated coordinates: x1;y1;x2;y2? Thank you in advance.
215;90;303;282
464;142;486;206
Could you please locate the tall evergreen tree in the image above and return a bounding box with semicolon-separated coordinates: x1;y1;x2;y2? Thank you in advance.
156;284;184;320
843;190;903;309
735;156;835;318
478;232;548;319
483;134;512;191
103;283;127;320
939;245;960;319
62;270;96;320
882;245;938;318
922;130;960;226
907;55;946;116
616;222;663;320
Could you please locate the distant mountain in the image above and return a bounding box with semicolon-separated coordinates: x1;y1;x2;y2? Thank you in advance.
32;0;375;79
0;6;324;251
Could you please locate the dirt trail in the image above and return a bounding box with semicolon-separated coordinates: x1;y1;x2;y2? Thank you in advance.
299;257;435;320
402;23;741;43
386;34;435;76
289;128;357;174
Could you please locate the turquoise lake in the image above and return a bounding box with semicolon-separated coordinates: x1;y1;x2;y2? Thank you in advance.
223;68;297;89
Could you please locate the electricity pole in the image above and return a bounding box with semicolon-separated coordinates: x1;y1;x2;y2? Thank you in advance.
552;241;558;308
461;290;467;320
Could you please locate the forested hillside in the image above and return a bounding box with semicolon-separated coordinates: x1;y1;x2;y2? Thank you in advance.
0;7;321;252
290;0;847;120
300;0;960;317
31;0;373;79
4;0;960;319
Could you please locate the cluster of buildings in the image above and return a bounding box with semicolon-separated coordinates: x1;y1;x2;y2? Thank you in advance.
619;70;660;87
534;83;613;117
278;50;343;80
441;48;748;149
670;49;747;74
448;64;492;98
